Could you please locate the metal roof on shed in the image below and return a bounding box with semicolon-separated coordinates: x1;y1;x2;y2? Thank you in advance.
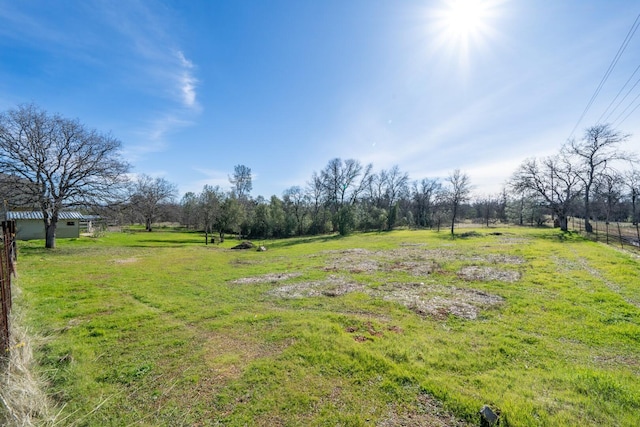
7;211;85;220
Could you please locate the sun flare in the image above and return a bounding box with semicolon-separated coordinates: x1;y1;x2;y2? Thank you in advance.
429;0;502;66
441;0;491;40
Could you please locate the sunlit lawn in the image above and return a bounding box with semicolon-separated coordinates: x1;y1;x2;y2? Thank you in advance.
12;226;640;426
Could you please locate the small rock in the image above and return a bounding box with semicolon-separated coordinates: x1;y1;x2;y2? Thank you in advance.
479;405;499;426
257;245;267;252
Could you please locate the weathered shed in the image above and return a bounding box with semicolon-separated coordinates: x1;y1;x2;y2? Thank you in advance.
6;211;83;240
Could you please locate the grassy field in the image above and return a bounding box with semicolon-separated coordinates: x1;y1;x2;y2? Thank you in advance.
5;226;640;426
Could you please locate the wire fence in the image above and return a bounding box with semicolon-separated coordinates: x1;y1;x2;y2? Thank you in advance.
569;217;640;253
1;220;17;356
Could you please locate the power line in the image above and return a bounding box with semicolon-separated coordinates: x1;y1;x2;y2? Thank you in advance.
568;12;640;139
597;63;640;124
613;90;640;127
606;73;640;125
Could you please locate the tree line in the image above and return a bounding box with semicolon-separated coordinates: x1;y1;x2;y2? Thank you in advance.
0;104;638;248
135;124;640;240
171;162;474;242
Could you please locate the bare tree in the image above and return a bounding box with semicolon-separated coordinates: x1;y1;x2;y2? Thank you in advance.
510;155;582;231
321;158;373;207
283;186;308;236
306;172;328;234
380;165;409;230
474;194;500;227
593;170;624;224
566;124;630;232
623;167;640;225
445;169;472;235
229;164;252;199
320;158;373;234
198;185;223;244
0;104;129;248
130;175;178;232
411;178;442;228
180;192;199;229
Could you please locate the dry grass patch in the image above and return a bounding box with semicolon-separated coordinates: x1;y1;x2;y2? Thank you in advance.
322;248;380;273
268;275;366;298
323;246;458;275
379;393;474;427
457;266;521;283
383;248;459;261
496;236;533;245
229;272;302;285
372;283;504;320
203;330;292;382
386;260;441;276
111;257;138;264
470;254;525;265
1;314;54;427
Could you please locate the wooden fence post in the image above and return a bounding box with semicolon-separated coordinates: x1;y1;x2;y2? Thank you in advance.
618;223;624;249
0;220;16;356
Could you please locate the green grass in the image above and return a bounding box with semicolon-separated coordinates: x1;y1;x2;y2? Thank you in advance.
10;227;640;426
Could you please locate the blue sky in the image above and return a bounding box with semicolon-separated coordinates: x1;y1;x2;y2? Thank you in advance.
1;0;639;199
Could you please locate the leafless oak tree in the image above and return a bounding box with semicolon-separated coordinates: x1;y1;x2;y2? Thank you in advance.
566;124;630;232
130;174;178;232
510;155;582;231
411;178;442;228
445;169;472;235
320;158;373;234
624;167;640;225
0;104;130;248
283;186;308;236
594;169;624;224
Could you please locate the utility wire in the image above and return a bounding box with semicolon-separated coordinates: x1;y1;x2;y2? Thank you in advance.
568;12;640;139
604;72;640;124
597;63;640;124
613;90;640;127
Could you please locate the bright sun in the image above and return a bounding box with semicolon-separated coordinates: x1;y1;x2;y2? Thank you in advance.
430;0;501;66
442;0;489;39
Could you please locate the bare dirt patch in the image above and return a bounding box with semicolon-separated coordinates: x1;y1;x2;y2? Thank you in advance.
458;266;521;283
267;275;366;299
230;272;302;285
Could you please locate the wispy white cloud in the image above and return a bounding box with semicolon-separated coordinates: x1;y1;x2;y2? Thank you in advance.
123;113;194;161
174;50;199;110
98;3;200;111
1;1;201;159
88;2;202;158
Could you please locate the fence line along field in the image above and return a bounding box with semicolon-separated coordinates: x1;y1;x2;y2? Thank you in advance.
4;227;640;426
